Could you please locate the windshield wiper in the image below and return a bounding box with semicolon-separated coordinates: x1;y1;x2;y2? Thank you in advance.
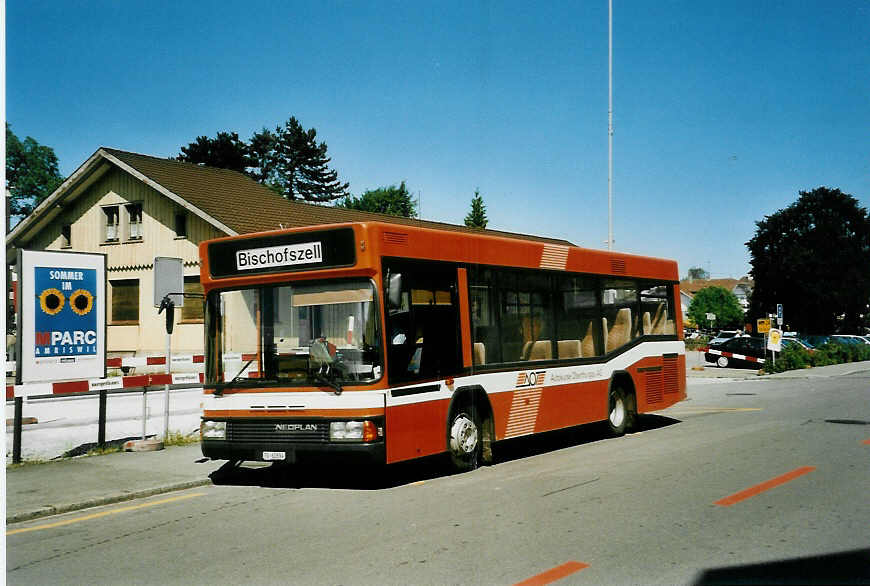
313;369;343;395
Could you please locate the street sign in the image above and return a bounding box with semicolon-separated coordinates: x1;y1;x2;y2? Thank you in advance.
154;257;184;307
757;318;771;334
706;312;716;322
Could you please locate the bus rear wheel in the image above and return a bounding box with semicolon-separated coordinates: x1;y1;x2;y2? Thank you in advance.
448;405;481;472
607;386;628;436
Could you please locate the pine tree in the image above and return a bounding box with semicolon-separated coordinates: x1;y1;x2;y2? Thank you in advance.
270;117;350;202
464;189;488;228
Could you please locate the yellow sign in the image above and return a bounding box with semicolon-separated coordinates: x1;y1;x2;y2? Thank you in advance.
757;318;771;333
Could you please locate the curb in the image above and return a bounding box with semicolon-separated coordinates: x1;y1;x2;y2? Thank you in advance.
6;478;213;525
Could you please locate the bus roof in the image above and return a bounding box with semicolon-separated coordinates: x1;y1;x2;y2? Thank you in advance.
201;221;680;284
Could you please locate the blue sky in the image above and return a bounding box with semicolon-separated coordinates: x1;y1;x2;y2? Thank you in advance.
6;1;869;278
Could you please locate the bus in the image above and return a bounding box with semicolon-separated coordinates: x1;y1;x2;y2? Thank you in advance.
198;221;686;471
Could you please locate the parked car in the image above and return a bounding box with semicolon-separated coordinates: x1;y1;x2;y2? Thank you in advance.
780;337;814;352
801;334;831;348
708;330;742;346
705;336;766;369
831;335;870;345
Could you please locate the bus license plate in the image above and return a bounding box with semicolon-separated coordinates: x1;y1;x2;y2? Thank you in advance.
263;451;286;461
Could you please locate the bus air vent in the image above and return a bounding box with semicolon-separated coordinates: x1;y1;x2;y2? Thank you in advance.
383;231;409;246
645;370;664;404
610;258;627;274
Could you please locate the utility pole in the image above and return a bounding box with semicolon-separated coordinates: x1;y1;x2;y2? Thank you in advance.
607;0;614;251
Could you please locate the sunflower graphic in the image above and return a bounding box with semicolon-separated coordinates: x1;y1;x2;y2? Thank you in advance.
70;289;95;316
39;288;65;315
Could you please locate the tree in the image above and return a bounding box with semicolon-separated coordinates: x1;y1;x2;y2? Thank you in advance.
177;131;251;173
687;286;744;329
464;188;488;228
337;182;417;217
6;123;64;219
747;187;870;333
177;116;350;203
686;267;709;280
259;117;349;202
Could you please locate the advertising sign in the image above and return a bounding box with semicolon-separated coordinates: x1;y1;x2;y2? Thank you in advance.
17;250;107;384
767;328;783;352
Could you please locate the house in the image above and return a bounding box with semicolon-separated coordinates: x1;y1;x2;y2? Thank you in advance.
680;278;754;310
6;147;572;363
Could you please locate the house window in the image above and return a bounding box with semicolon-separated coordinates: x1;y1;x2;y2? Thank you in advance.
175;213;187;238
61;225;71;248
126;203;143;241
103;206;120;242
181;276;204;322
110;279;139;324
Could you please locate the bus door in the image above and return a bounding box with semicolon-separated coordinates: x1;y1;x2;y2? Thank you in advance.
383;260;462;462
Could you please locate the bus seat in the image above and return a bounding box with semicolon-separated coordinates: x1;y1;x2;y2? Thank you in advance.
527;340;552;361
521;341;534;360
664;319;675;334
606;308;632;352
473;342;486;366
651;303;665;334
558;339;581;359
642;312;652;335
580;319;600;357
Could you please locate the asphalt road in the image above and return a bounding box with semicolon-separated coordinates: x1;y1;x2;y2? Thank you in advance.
7;374;870;585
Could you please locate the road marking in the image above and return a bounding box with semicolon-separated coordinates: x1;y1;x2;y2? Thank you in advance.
863;439;870;445
6;493;205;536
514;561;589;586
714;466;815;507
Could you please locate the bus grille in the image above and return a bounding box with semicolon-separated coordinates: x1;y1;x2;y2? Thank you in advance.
227;421;329;444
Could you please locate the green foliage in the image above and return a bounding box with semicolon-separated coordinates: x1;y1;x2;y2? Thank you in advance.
747;187;870;333
686;267;710;280
6;123;64;219
764;344;811;373
337;181;417;217
464;188;488;228
177;116;350;203
687;286;744;328
764;341;870;374
177;131;252;173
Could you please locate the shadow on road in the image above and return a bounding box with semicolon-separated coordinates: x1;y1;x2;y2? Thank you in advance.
692;547;870;585
208;414;682;491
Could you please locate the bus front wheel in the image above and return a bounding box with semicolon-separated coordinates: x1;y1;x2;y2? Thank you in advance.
448;405;481;472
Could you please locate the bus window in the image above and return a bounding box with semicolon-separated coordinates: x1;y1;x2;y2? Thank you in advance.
602;278;639;353
557;275;603;358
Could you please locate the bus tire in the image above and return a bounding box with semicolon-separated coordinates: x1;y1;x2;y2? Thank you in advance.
448;402;482;472
716;355;729;368
607;386;628;436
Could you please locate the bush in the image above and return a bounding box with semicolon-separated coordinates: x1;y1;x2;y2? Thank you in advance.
765;341;870;373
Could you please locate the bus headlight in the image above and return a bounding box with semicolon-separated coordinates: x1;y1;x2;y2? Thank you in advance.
330;420;378;442
201;420;226;440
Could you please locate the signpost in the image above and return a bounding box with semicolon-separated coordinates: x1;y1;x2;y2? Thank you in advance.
154;257;184;444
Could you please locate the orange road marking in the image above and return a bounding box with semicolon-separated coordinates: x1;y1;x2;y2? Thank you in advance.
514;561;589;586
714;466;815;507
863;439;870;445
7;493;205;535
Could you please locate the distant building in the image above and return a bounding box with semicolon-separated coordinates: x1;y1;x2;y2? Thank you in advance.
680;278;754;311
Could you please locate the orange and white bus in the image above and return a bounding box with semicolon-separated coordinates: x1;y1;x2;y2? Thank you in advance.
199;221;685;471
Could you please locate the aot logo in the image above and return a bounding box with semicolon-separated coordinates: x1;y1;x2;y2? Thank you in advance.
516;370;546;388
34;267;98;357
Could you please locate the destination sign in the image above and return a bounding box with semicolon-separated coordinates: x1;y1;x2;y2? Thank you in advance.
208;227;356;278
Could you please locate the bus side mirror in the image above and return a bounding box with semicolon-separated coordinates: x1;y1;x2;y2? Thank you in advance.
387;272;403;310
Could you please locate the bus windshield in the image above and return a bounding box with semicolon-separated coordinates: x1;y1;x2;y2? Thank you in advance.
208;279;383;388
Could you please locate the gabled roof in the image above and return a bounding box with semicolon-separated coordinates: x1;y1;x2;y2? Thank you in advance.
679;278;754;295
7;147;574;252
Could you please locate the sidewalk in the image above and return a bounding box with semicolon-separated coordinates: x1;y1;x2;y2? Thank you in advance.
7;359;870;526
6;443;223;524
